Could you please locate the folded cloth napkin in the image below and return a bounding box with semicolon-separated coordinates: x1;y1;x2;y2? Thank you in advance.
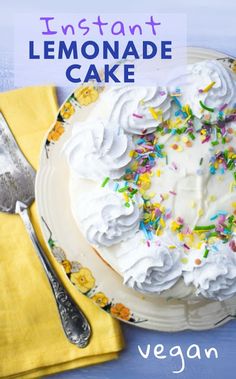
0;86;124;379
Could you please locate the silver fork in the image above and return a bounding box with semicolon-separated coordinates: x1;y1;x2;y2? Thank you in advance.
0;112;91;348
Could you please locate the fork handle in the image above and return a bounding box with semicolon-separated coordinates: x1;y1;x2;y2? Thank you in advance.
16;201;91;348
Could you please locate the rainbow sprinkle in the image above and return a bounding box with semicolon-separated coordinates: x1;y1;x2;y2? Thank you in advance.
101;176;110;187
199;81;216;93
133;113;143;119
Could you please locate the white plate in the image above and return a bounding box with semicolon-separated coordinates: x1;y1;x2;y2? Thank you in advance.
36;47;236;331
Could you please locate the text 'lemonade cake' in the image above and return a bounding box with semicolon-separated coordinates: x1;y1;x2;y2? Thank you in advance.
66;60;236;302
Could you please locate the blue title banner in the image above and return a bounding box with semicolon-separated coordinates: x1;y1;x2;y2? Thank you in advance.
14;13;186;86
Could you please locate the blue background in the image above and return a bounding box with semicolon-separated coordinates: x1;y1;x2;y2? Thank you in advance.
0;1;235;378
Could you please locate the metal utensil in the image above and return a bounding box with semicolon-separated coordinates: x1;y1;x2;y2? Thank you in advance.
0;112;91;348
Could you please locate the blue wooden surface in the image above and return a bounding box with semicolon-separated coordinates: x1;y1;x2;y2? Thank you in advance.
0;1;235;378
53;322;236;379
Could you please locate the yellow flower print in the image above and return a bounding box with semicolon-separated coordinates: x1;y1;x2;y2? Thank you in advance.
92;292;109;308
47;121;65;142
231;60;236;73
61;259;72;274
70;268;95;293
110;303;131;321
60;101;75;119
74;86;99;106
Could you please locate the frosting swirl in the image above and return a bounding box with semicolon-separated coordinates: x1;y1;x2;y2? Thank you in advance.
73;182;143;247
101;85;171;134
66;119;134;180
183;241;236;301
117;232;182;294
168;60;236;118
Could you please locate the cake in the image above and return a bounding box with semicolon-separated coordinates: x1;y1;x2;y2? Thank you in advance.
65;60;236;302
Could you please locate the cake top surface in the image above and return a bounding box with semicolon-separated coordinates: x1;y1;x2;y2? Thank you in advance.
66;59;236;301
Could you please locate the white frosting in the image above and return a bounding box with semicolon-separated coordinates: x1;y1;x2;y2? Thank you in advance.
168;60;236;118
95;85;171;134
72;181;143;247
117;232;182;294
183;241;236;301
65;119;134;181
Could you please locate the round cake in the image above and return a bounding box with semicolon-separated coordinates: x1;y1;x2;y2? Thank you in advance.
65;59;236;302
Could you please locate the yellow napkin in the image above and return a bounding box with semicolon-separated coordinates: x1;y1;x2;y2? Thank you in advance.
0;87;124;379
